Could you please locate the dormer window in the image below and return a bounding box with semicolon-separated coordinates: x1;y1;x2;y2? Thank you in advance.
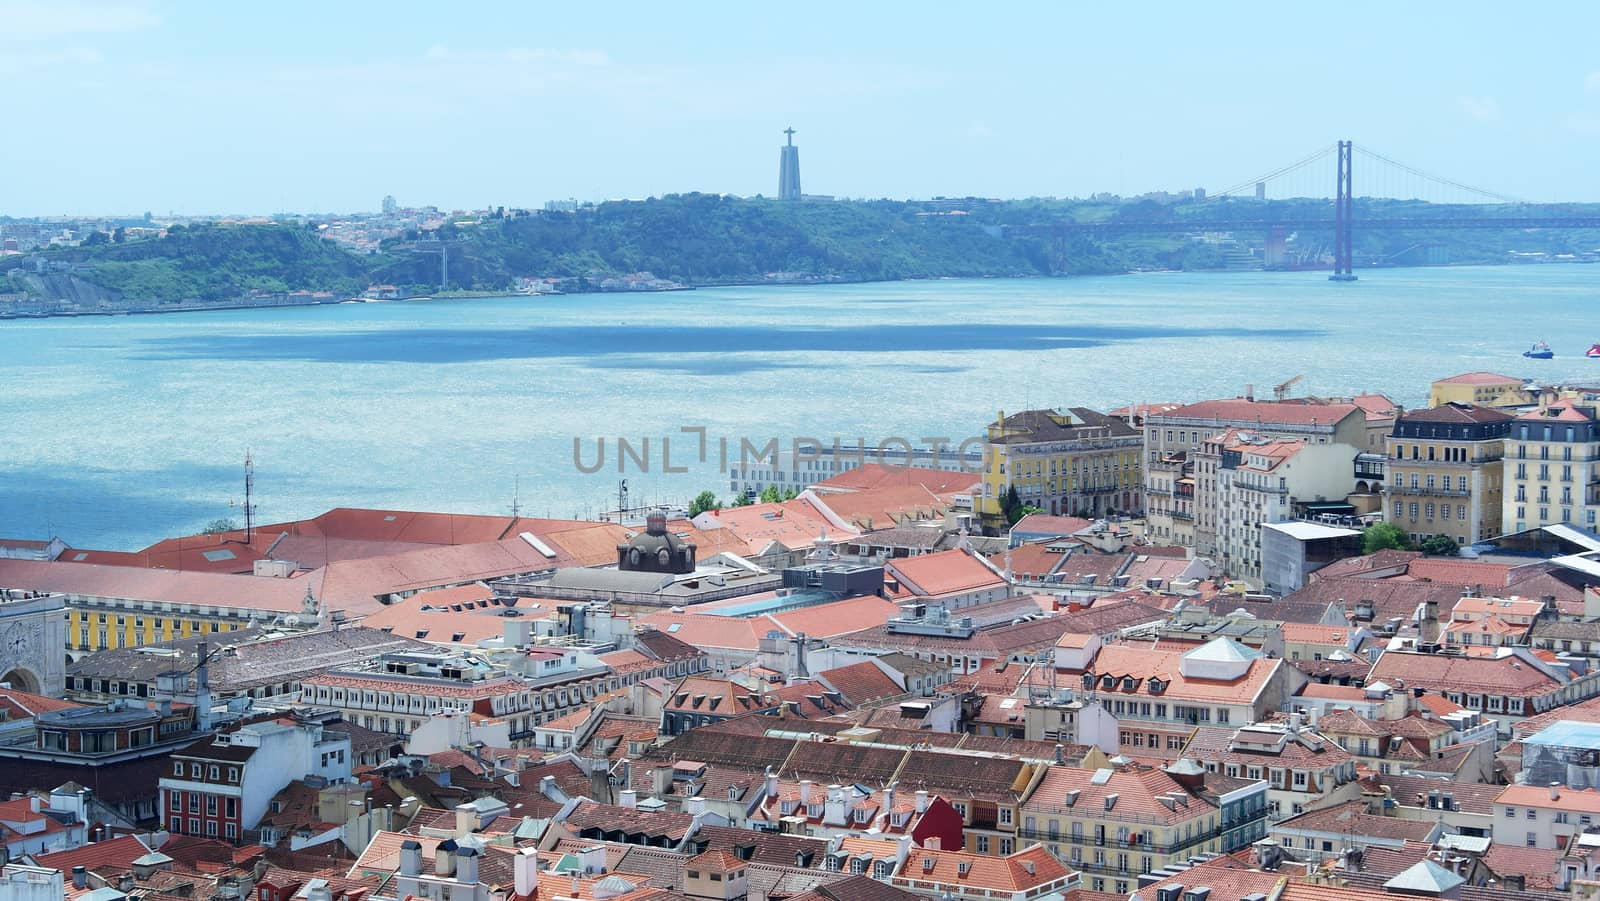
781;800;796;815
854;807;870;823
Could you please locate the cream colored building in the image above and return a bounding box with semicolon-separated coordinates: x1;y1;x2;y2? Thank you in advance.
1384;403;1513;546
1429;371;1534;409
978;408;1142;531
1503;403;1600;534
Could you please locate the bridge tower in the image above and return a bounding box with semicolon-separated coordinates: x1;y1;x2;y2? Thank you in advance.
1330;140;1356;281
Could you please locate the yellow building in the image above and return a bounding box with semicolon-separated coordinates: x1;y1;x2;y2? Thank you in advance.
1429;372;1534;409
977;408;1143;532
1384;403;1513;546
66;605;256;652
1503;403;1600;534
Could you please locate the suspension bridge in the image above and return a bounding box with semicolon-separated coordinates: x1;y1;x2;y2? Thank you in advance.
1017;140;1600;280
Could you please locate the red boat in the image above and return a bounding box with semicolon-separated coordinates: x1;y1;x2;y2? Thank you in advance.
1588;343;1600;359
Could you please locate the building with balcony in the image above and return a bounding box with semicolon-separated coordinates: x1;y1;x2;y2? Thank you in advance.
1182;719;1361;822
977;408;1142;531
1384;403;1514;546
1211;430;1366;588
1503;404;1600;534
1019;762;1268;895
1143;397;1368;555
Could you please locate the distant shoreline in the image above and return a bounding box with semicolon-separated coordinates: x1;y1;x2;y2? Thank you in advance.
0;258;1587;322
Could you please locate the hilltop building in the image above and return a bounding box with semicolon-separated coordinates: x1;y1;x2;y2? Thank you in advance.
977;408;1142;531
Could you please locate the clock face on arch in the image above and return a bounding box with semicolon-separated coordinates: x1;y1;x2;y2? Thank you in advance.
1;621;40;660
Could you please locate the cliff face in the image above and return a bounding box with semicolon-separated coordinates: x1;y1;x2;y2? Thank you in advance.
13;272;126;307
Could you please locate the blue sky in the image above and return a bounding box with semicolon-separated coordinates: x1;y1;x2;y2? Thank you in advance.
6;0;1600;215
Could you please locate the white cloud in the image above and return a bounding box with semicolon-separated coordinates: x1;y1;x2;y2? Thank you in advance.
1457;95;1500;122
1586;71;1600;93
0;1;156;41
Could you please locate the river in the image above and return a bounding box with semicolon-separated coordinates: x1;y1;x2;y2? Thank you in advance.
1;265;1595;550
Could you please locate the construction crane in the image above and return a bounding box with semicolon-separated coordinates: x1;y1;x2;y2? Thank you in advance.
1273;374;1304;401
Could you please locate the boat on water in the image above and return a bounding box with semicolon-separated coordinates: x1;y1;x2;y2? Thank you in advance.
1524;340;1555;359
1588;343;1600;359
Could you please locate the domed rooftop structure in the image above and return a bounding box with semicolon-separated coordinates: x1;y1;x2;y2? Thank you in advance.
617;511;697;574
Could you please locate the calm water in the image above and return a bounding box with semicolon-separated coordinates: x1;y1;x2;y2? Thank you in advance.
2;266;1596;550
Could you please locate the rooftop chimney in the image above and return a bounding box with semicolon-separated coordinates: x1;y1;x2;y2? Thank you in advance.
514;848;539;898
1551;783;1561;801
915;790;929;813
455;847;479;885
399;840;423;877
72;867;87;890
434;839;458;877
619;789;637;809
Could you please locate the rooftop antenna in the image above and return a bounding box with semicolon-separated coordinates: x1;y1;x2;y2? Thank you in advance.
618;479;630;520
510;475;522;519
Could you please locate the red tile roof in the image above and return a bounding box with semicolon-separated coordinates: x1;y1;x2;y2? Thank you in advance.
1028;766;1213;825
815;661;903;706
813;465;980;496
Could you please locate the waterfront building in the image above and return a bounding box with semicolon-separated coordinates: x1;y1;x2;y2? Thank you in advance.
976;408;1142;532
1429;371;1535;408
778;127;802;200
1503;403;1600;534
1384;403;1513;546
1142;397;1367;552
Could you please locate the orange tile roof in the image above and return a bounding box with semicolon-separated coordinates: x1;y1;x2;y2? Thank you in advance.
1434;371;1523;385
895;844;1074;894
1028;765;1213;825
0;559;323;614
1405;558;1515;587
885;549;1003;598
358;590;553;644
1084;644;1282;705
0;685;83;718
1495;783;1600;813
813;464;980;495
808;485;956;531
1369;651;1562;696
1154;398;1362;428
695;500;856;550
1281;623;1354;646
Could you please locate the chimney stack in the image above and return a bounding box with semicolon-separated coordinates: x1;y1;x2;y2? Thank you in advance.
1551;783;1562;801
434;839;458;877
71;867;87;890
619;789;637;809
514;848;539;898
915;790;929;813
800;780;813;804
455;847;479;885
399;840;423;877
765;766;779;800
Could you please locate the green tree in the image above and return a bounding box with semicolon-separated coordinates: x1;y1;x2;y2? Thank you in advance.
1002;485;1028;525
731;492;754;507
782;487;798;501
1420;534;1460;557
1362;522;1413;554
759;486;782;504
82;230;110;246
203;517;239;535
688;491;721;517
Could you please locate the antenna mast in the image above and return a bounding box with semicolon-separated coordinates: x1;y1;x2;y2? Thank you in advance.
617;479;629;520
243;452;256;544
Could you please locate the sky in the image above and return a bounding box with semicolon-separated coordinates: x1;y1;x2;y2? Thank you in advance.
6;1;1600;216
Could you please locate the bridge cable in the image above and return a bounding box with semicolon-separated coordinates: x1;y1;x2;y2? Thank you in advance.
1210;144;1337;199
1353;144;1524;205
